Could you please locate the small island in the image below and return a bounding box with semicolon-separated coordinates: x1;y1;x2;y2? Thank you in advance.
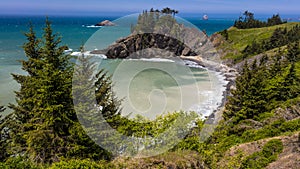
95;20;115;26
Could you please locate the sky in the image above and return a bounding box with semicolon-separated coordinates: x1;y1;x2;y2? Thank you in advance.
0;0;299;16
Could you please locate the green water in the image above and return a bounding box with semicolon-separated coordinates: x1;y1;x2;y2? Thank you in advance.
97;59;221;120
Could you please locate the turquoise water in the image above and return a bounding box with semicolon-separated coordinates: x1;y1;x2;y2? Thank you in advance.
96;59;221;119
0;15;234;65
0;14;235;115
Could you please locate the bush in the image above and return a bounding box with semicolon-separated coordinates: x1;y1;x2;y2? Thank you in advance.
0;156;40;169
241;139;283;169
50;159;113;169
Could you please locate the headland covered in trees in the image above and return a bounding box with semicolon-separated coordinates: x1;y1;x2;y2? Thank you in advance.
0;8;300;168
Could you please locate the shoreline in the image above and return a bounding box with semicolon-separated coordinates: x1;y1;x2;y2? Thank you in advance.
86;51;237;120
180;55;238;122
2;51;236;121
71;51;237;120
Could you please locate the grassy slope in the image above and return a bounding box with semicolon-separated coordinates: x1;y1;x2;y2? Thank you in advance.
209;23;300;168
218;22;300;61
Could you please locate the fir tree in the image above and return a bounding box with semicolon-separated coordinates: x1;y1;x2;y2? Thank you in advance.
281;63;300;100
72;49;122;159
8;23;43;158
224;61;250;121
3;18;125;164
0;105;8;160
8;18;74;163
286;42;300;63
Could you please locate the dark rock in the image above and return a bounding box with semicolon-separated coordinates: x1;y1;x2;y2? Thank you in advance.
103;33;196;59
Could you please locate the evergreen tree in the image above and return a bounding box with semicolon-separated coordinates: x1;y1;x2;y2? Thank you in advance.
243;59;267;119
234;11;285;29
72;48;123;158
0;105;8;161
8;23;44;159
4;18;127;164
286;42;300;63
7;19;116;164
225;59;269;124
224;61;251;121
281;63;300;100
8;18;75;163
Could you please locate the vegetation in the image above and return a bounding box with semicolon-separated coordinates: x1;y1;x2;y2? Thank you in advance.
224;45;300;124
241;139;283;169
131;8;180;34
242;25;300;58
217;22;300;62
1;19;116;165
219;29;229;40
234;11;286;29
1;11;300;168
0;17;201;168
0;105;8;161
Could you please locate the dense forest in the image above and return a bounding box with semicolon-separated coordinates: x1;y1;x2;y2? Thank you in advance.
0;10;300;168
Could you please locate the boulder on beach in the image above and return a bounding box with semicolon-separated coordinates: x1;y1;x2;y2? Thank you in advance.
95;20;115;26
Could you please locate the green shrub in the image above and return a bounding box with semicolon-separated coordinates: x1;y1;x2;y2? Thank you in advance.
50;159;113;169
279;119;300;132
0;156;40;169
241;139;283;169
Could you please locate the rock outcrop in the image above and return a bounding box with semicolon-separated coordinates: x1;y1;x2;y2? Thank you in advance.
95;20;115;26
102;33;197;58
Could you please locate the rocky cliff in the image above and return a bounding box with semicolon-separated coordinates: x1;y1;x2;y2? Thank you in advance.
98;33;198;59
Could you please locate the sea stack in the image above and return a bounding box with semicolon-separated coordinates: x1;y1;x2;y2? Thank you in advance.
95;20;115;26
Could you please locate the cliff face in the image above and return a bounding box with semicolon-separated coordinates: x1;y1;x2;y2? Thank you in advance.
104;33;197;59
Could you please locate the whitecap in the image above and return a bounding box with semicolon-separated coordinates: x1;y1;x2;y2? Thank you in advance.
71;51;107;59
85;25;102;28
139;58;175;63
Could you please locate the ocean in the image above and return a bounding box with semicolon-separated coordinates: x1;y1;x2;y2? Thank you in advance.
0;14;239;117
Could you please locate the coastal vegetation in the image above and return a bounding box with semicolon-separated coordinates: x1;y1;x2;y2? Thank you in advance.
131;8;181;34
0;9;300;168
217;22;300;63
234;11;286;29
242;25;300;59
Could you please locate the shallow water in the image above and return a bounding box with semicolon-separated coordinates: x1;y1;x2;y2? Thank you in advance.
97;59;226;119
0;15;233;116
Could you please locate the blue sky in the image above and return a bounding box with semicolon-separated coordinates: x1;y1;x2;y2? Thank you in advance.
0;0;299;15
